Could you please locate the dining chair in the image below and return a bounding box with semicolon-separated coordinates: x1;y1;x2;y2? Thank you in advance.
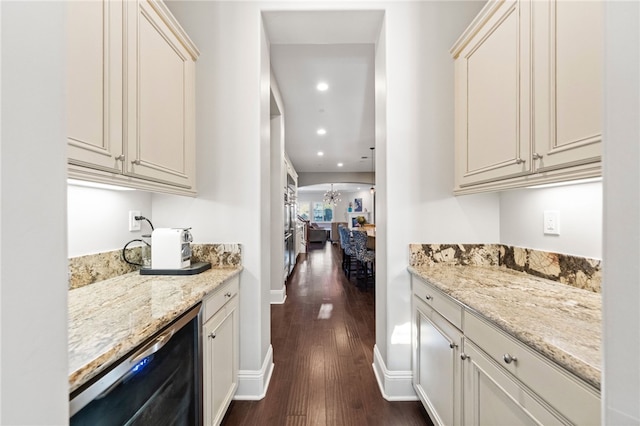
338;225;356;279
351;229;375;289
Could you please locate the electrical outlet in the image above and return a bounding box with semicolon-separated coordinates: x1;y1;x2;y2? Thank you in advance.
129;210;141;231
543;210;560;235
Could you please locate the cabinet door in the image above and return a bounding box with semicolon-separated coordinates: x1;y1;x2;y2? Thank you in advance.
532;0;602;173
462;341;565;426
413;297;462;426
125;0;197;190
454;0;532;189
203;295;239;426
67;0;124;173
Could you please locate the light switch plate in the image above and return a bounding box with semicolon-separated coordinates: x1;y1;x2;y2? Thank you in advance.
543;210;560;235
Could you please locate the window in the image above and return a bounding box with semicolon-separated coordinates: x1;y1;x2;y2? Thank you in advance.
298;200;334;222
298;202;310;221
312;202;333;222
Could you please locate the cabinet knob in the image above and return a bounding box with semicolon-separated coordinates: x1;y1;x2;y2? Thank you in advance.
225;292;232;298
515;158;525;165
131;159;141;165
425;295;432;301
533;152;543;160
503;353;517;364
449;343;458;349
208;332;216;339
460;353;469;360
115;154;125;161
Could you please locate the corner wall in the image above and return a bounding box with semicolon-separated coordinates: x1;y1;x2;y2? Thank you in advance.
0;2;68;422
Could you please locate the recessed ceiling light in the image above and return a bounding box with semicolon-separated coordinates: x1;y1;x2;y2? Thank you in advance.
317;128;326;135
317;82;329;91
337;163;343;167
317;151;324;156
357;187;361;190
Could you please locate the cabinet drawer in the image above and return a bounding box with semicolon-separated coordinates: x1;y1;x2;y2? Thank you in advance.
413;276;463;330
465;311;600;424
203;276;239;323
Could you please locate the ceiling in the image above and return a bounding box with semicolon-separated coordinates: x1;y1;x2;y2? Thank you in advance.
297;182;371;194
264;11;384;176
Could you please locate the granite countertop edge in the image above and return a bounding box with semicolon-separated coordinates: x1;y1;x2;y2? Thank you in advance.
407;264;601;390
68;266;243;393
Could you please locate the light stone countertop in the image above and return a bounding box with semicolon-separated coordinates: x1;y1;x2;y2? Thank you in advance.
68;267;242;393
408;264;601;390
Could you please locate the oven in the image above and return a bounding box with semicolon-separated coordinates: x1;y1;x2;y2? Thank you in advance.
70;304;202;425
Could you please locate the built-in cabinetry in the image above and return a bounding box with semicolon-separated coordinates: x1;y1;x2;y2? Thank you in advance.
451;0;602;194
412;278;463;426
411;275;600;425
67;0;199;195
202;275;240;426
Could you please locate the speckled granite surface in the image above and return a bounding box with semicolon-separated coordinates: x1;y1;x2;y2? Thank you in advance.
69;243;242;290
408;264;601;389
409;244;601;292
68;266;242;392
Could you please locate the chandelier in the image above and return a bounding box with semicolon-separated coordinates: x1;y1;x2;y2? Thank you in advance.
323;184;341;205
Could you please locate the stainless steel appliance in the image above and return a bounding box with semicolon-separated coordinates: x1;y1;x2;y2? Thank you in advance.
284;181;296;277
70;304;202;425
151;227;193;269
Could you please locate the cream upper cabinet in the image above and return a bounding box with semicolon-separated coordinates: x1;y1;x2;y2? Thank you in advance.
125;0;198;191
67;0;124;174
532;1;603;173
68;0;199;195
452;0;532;189
451;0;603;194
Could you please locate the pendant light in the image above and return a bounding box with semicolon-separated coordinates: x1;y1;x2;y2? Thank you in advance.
370;147;375;194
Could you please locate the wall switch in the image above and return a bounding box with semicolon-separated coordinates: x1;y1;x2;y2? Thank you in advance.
129;210;141;231
544;210;560;235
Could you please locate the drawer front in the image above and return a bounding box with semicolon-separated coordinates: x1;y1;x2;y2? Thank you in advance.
465;312;600;424
413;276;463;330
203;275;239;323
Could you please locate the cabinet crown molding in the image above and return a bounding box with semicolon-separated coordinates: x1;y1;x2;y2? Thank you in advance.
147;0;200;60
450;0;508;58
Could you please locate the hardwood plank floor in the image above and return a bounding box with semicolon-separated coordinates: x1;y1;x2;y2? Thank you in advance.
221;242;433;426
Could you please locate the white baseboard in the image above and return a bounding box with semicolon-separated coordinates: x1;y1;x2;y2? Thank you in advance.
234;345;274;400
372;344;418;401
270;285;287;304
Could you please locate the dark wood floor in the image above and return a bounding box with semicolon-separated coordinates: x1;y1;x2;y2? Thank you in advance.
221;242;433;426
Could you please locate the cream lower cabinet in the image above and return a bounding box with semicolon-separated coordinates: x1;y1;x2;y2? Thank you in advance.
462;341;565;425
68;0;199;195
463;311;600;426
202;276;240;426
411;275;601;425
451;0;603;194
412;277;464;426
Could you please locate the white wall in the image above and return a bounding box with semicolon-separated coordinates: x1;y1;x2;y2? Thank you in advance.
67;186;153;257
0;1;68;423
499;182;602;259
602;1;640;423
381;1;498;381
159;0;273;397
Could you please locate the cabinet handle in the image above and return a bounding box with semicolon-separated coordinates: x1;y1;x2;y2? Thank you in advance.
460;353;469;360
532;152;543;160
425;295;432;300
515;158;525;164
208;332;216;339
131;159;141;165
503;353;517;364
115;154;125;161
